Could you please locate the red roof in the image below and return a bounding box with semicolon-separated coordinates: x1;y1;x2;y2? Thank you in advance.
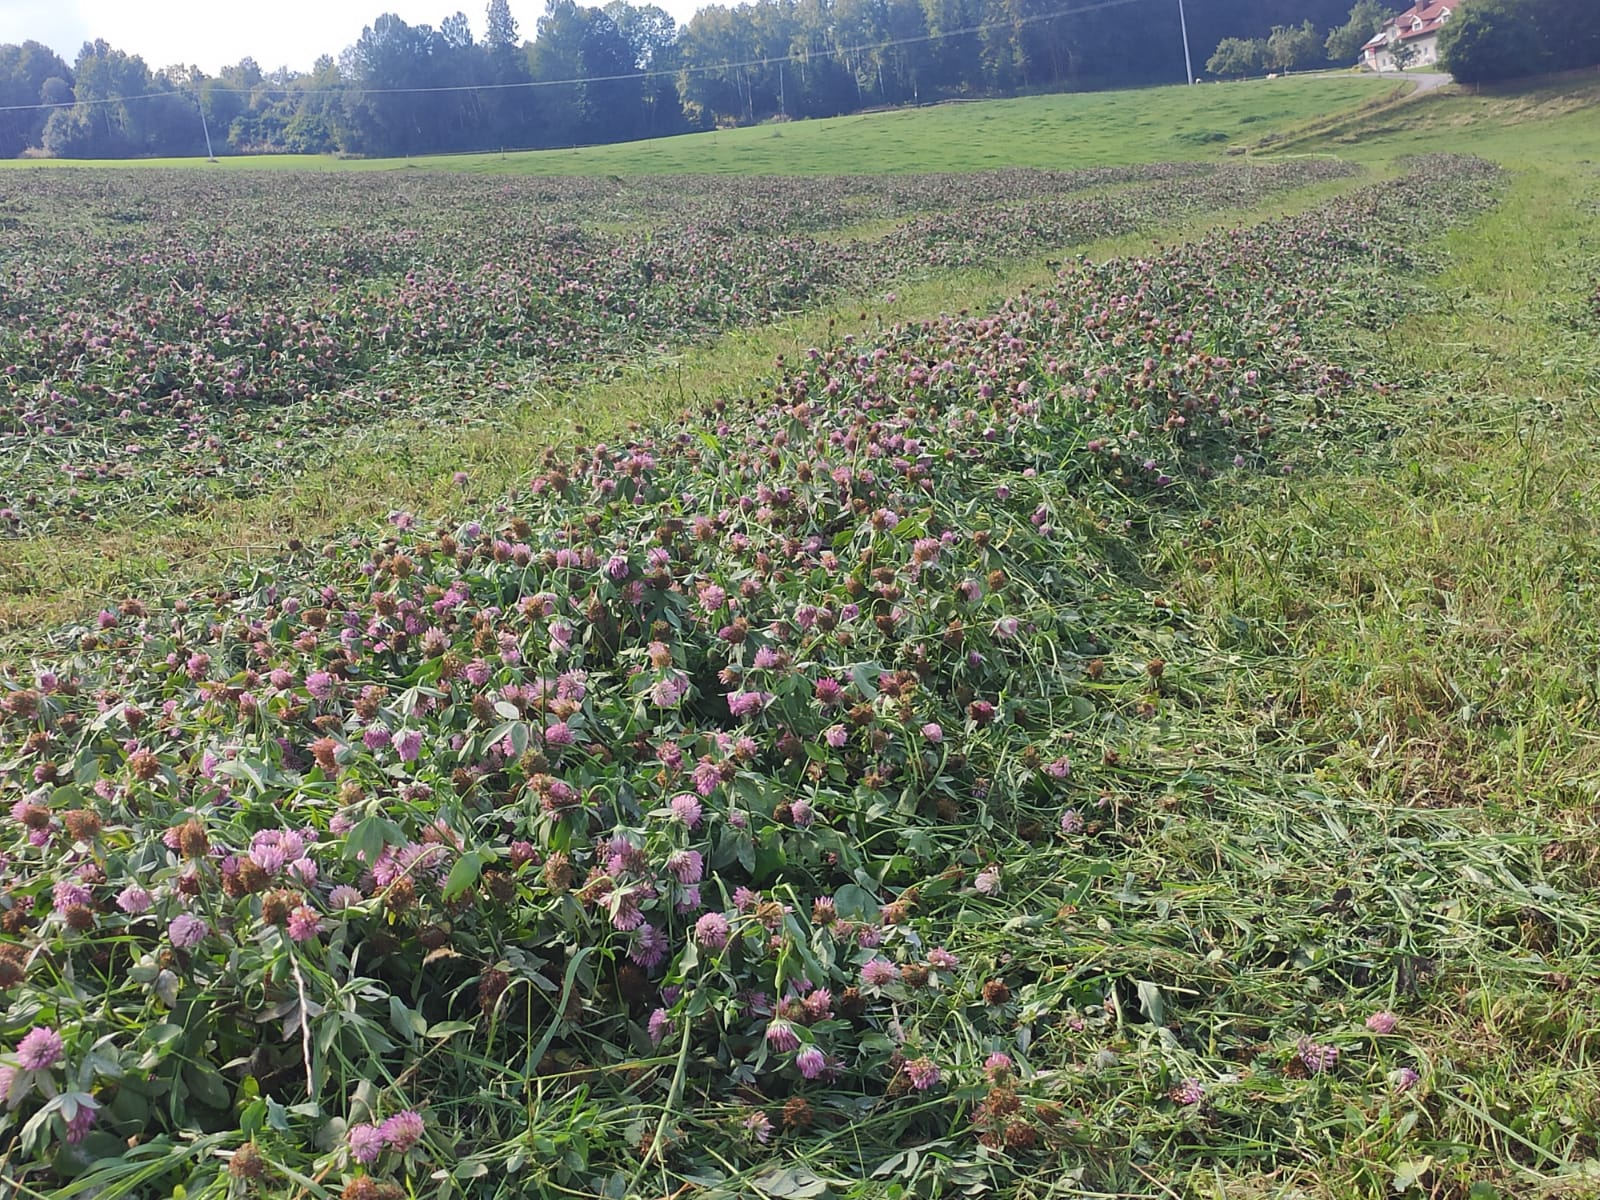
1362;0;1458;50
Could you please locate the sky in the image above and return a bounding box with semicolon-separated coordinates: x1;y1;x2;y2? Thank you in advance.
2;0;706;75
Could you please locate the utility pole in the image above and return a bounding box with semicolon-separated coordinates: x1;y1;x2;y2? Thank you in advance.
1177;0;1195;83
195;92;217;160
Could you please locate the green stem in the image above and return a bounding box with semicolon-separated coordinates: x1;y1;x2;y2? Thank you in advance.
629;1008;693;1194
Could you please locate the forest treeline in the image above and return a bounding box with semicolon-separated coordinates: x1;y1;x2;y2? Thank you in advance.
3;0;1387;159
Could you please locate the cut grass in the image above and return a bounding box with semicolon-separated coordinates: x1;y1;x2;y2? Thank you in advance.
0;165;1387;638
1180;95;1600;818
12;153;1597;1200
1130;105;1600;1199
3;70;1600;1200
0;77;1397;176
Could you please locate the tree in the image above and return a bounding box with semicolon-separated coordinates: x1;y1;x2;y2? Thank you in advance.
441;12;476;49
39;76;72;108
881;0;934;104
920;0;985;96
49;39;201;157
39;107;91;155
604;3;683;134
486;0;521;52
1207;36;1265;77
786;0;861;117
529;0;645;145
1438;0;1547;83
199;58;261;143
605;1;677;68
64;39;147;154
1324;0;1389;63
282;55;350;153
1265;20;1322;71
675;6;751;126
481;0;537;148
0;41;74;157
341;14;493;155
1525;0;1600;72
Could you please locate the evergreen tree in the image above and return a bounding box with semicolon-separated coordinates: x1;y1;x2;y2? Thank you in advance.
486;0;521;51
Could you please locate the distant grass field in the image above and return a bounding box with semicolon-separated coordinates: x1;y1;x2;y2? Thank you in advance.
1;75;1398;175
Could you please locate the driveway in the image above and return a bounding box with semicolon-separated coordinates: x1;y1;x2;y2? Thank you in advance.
1404;71;1452;96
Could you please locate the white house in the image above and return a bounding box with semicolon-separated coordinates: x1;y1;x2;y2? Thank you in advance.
1362;0;1460;70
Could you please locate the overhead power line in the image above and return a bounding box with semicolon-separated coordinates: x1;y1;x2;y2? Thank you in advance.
0;0;1154;116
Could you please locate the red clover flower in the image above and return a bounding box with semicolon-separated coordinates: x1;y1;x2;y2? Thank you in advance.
1298;1038;1340;1074
796;1045;827;1079
347;1122;384;1164
168;913;208;949
379;1110;424;1152
860;958;898;988
287;906;321;942
16;1027;64;1071
694;912;730;951
1170;1078;1205;1106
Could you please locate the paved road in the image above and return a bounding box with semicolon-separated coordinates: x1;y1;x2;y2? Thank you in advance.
1309;69;1452;95
1403;71;1453;96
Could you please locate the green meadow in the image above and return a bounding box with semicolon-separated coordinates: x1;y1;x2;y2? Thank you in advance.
1;75;1397;174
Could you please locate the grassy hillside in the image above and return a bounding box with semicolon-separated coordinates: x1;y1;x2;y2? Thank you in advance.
1261;67;1600;163
0;75;1396;175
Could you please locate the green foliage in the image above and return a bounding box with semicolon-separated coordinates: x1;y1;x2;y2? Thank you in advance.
1439;0;1548;84
1525;0;1600;71
526;0;656;147
1324;0;1392;63
484;0;519;50
1439;0;1600;83
281;109;336;154
1265;19;1325;71
1206;36;1266;77
33;39;204;158
0;41;72;158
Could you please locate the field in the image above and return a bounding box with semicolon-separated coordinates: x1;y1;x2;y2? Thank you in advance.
0;76;1397;176
2;72;1599;1200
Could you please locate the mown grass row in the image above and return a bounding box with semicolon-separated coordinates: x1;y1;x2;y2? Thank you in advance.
0;157;1356;542
0;162;1383;637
